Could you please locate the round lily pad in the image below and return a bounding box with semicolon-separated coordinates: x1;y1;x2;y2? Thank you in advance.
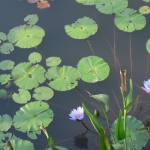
0;32;7;41
13;101;54;133
33;86;54;100
139;6;150;14
111;115;149;150
46;57;61;67
0;60;15;70
95;0;128;14
45;66;81;91
77;56;110;83
24;14;39;26
0;89;7;98
0;114;12;131
0;74;11;85
65;17;98;39
114;8;146;32
0;43;14;54
11;62;46;90
46;146;68;150
12;89;31;104
28;52;42;63
76;0;97;5
7;25;45;48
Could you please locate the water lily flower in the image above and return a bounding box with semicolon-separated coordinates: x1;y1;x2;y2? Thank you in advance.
69;106;84;121
142;79;150;93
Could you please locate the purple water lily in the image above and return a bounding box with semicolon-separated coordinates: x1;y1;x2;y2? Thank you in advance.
69;106;84;121
142;79;150;93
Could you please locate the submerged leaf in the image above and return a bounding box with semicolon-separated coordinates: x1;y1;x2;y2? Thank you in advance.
0;60;15;70
0;89;7;98
24;14;39;26
76;0;97;5
0;43;14;54
7;25;45;48
65;17;98;39
28;52;42;63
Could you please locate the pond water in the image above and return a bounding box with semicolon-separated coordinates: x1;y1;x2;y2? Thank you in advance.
1;0;150;150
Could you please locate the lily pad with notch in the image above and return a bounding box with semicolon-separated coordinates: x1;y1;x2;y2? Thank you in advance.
76;0;97;5
46;57;61;67
139;6;150;14
0;74;11;85
0;32;7;41
0;114;12;131
0;43;14;54
77;56;110;83
11;62;46;90
45;66;81;91
28;52;42;64
65;17;98;39
0;60;15;70
24;14;39;26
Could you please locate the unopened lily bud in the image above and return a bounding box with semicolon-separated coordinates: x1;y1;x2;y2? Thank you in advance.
94;109;100;117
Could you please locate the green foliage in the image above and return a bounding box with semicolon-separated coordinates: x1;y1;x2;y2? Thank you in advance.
77;56;110;83
114;8;146;32
146;39;150;53
111;143;124;150
45;66;81;91
13;101;54;133
65;17;98;39
0;32;7;41
95;0;128;14
12;89;31;104
0;74;11;85
7;25;45;48
0;89;7;98
24;14;39;26
46;57;61;67
139;6;150;14
0;43;14;54
46;146;68;150
0;60;15;70
76;0;97;5
27;130;41;139
28;52;42;63
11;62;46;90
33;86;54;101
143;0;150;2
0;114;12;131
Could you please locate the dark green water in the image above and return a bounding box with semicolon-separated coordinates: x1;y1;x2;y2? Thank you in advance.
0;0;150;149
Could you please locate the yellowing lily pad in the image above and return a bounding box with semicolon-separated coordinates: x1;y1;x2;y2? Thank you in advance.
139;6;150;14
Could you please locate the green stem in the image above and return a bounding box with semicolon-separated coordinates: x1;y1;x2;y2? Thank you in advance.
124;109;127;150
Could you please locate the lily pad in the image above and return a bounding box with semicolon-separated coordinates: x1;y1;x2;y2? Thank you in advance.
28;52;42;63
12;89;31;104
0;60;15;70
33;86;54;101
0;32;7;41
77;56;110;83
146;39;150;53
11;62;46;90
27;130;41;139
45;66;81;91
111;115;148;150
76;0;97;5
0;132;12;149
0;114;12;131
24;14;39;26
0;89;7;98
13;101;54;133
0;74;11;85
0;43;14;54
46;146;68;150
46;57;61;67
139;6;150;14
65;17;98;39
95;0;128;14
143;0;150;2
7;25;45;48
114;8;146;32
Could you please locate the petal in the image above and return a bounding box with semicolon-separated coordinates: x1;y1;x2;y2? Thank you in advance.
142;87;150;93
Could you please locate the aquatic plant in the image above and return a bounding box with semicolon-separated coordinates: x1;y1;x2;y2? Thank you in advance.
0;60;15;71
139;6;150;14
28;52;42;64
76;0;97;5
46;57;61;67
142;79;150;93
24;14;39;26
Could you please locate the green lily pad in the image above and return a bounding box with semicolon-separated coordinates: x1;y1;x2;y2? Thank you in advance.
0;114;12;131
76;0;97;5
0;43;14;54
27;130;41;139
111;116;148;150
139;6;150;14
0;132;12;149
0;74;11;85
24;14;39;26
143;0;150;2
0;32;7;41
11;62;46;90
46;57;61;67
95;0;128;14
12;89;31;104
77;56;110;83
65;17;98;39
114;8;146;32
33;86;54;101
13;101;54;133
7;25;45;48
28;52;42;64
0;60;15;70
46;146;68;150
146;39;150;53
0;89;7;98
45;66;81;91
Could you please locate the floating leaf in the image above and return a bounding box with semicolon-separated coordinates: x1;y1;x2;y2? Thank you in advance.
24;14;39;26
65;17;98;39
33;86;54;101
95;0;128;14
11;62;46;90
13;101;54;133
0;89;7;98
46;146;68;150
0;114;12;131
0;32;7;41
7;25;45;48
12;89;31;104
76;0;97;5
28;52;42;63
0;74;11;85
114;8;146;32
112;143;124;150
111;115;148;150
45;66;81;91
143;0;150;2
0;43;14;54
139;6;150;14
27;130;41;139
146;39;150;53
77;56;110;83
0;132;12;149
0;60;15;70
46;57;61;67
